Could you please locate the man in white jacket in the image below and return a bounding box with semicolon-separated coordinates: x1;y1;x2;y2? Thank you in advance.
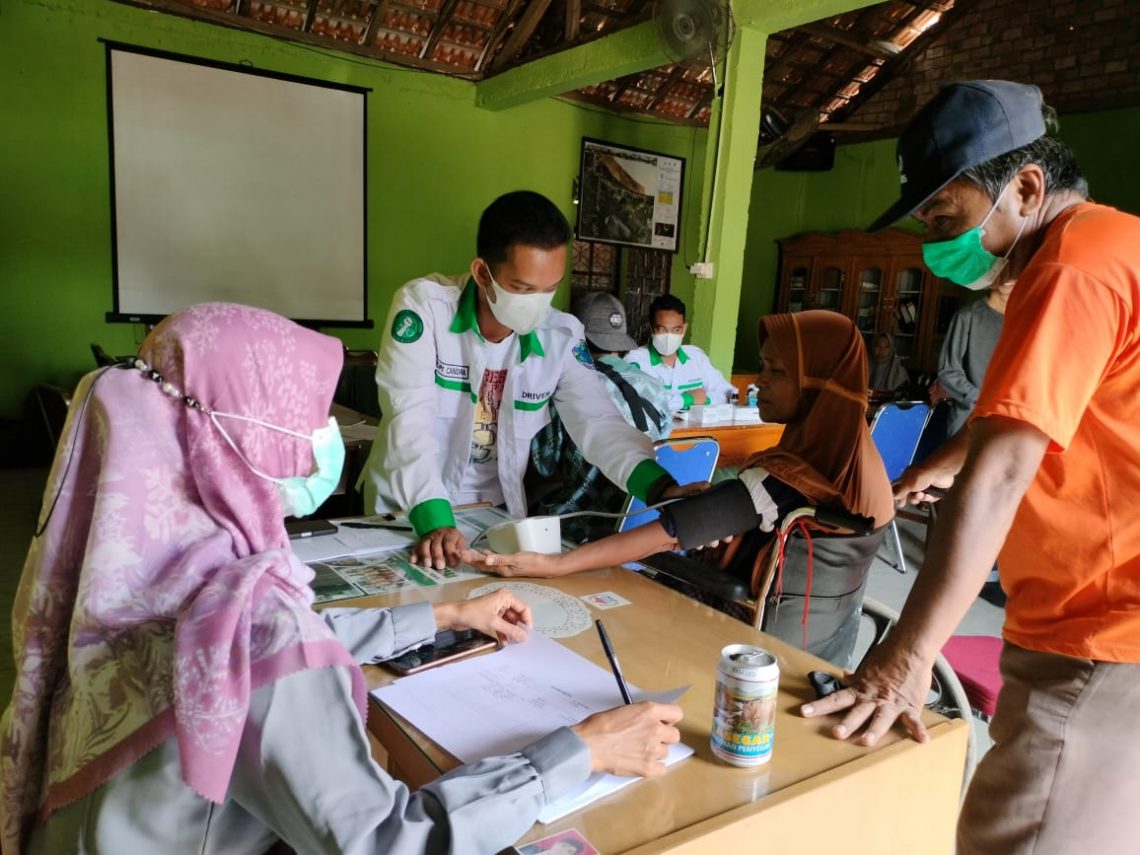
626;294;736;413
361;191;691;569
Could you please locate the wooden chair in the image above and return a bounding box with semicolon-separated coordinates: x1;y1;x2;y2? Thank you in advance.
35;384;72;450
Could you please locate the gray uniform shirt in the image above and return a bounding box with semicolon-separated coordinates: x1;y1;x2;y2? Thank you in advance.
938;298;1004;436
28;603;591;855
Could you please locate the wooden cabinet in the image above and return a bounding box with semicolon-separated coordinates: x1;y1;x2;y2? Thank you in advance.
775;228;964;374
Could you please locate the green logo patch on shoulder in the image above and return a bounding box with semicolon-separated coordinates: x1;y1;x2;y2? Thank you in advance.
572;339;595;369
391;309;424;343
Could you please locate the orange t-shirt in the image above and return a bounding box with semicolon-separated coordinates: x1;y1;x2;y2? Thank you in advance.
975;203;1140;662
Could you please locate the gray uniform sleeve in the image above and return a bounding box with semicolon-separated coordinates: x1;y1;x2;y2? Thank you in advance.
321;602;437;664
229;666;593;855
938;310;979;406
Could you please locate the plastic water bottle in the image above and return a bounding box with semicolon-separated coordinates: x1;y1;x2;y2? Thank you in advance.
746;384;759;408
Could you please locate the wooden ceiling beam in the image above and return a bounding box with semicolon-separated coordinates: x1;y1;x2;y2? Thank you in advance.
830;0;984;129
487;0;555;72
798;21;900;60
475;0;526;71
361;0;389;46
565;0;582;44
763;32;814;81
111;0;482;78
645;65;690;111
476;19;667;110
303;0;319;32
418;0;462;59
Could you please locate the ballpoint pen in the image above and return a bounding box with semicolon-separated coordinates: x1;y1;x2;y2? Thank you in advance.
595;619;633;705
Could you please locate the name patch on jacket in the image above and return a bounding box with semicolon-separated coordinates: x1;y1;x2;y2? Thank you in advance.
436;359;469;381
519;390;552;402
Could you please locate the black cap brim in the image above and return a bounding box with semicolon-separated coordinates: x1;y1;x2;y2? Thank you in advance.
867;171;957;234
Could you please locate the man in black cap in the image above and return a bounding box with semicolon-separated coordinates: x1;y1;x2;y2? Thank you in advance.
802;80;1140;854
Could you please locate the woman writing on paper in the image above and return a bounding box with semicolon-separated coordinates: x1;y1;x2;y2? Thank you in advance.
469;312;894;657
0;303;681;855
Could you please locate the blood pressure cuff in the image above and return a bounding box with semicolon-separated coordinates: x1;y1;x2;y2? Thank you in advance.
658;480;761;550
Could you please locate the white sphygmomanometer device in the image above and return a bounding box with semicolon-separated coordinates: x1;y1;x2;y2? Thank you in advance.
470;500;681;555
479;516;564;554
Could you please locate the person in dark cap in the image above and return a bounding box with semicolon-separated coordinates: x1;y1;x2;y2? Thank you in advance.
803;80;1140;855
527;292;672;542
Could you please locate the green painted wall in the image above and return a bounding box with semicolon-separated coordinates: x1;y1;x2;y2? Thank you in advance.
0;0;706;422
734;104;1140;371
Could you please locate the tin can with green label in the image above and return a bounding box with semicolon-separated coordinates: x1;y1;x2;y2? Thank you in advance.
711;644;779;766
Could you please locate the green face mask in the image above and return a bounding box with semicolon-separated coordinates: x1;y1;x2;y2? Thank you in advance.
921;189;1025;291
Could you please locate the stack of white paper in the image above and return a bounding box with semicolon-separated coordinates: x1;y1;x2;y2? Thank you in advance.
372;628;691;822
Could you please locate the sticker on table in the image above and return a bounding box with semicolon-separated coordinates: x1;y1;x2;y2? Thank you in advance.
518;828;598;855
468;581;591;638
581;591;631;610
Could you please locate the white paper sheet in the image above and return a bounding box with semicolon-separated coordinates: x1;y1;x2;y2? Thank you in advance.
372;629;691;822
292;518;416;563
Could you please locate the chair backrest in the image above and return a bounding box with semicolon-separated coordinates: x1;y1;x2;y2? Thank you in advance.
868;401;931;481
90;343;116;368
912;398;952;466
617;436;719;533
36;384;72;450
335;349;381;419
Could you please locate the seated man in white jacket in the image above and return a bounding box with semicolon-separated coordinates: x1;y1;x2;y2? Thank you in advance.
626;294;736;413
361;191;696;569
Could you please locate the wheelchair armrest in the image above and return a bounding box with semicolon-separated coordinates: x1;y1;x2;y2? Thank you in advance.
810;508;876;536
640;551;750;603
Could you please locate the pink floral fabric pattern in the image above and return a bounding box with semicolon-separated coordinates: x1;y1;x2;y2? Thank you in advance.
1;303;362;853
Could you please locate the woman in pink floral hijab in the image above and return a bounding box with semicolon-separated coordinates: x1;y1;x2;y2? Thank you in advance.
1;303;361;844
1;303;681;855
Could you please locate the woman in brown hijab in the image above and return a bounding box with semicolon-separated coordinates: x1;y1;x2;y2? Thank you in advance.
467;311;895;659
719;310;895;592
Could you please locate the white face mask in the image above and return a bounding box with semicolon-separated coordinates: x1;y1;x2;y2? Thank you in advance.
652;332;684;357
485;270;555;335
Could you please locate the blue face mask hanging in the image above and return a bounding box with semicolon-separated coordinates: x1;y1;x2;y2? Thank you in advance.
921;186;1027;291
211;413;346;518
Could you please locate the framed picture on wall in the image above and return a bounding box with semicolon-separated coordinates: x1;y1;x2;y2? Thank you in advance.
577;138;685;253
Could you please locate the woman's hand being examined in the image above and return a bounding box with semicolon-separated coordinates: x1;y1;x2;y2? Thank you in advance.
460;549;562;578
572;702;684;778
432;590;532;644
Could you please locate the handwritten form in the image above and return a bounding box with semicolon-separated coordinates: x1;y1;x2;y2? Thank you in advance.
372;629;691;822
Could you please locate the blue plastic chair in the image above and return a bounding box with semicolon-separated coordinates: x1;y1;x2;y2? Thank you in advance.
617;436;720;533
869;401;931;574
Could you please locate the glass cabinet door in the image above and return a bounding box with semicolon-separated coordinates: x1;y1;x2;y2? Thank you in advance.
856;265;884;340
892;266;925;358
786;265;808;313
815;264;845;311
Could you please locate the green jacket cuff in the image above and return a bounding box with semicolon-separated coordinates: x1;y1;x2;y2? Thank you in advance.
408;498;456;538
627;460;674;503
681;391;694;410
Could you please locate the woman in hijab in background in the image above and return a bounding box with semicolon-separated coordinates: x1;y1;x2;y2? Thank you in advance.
867;332;910;394
471;311;895;664
0;303;680;855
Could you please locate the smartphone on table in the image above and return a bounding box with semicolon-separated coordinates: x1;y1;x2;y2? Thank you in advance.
384;629;497;676
286;518;338;539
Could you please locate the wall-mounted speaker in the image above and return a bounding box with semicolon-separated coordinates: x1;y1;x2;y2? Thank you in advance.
775;133;836;172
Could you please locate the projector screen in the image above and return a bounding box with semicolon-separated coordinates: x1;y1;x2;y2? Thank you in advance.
106;44;370;326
